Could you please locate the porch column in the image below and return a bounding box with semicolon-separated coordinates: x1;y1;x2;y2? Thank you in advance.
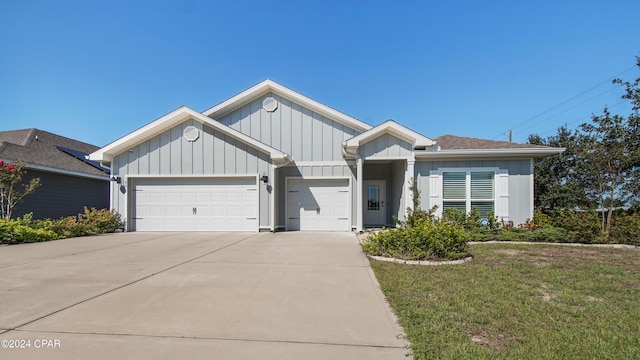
405;158;415;218
356;156;364;232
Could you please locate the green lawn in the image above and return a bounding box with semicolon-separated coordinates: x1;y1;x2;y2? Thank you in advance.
370;243;640;359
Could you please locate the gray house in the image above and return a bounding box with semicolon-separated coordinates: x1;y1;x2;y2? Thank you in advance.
0;128;110;219
90;80;562;232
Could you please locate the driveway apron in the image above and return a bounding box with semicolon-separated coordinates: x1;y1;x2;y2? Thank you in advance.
0;232;409;359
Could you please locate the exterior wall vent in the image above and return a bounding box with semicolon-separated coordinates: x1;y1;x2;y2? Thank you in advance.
262;96;278;112
183;126;200;142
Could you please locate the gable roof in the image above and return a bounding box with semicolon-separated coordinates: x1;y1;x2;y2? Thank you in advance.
343;119;436;152
0;128;109;178
415;134;564;158
89;106;292;165
202;79;372;133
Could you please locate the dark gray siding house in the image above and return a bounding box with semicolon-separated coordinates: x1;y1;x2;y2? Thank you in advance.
0;128;109;219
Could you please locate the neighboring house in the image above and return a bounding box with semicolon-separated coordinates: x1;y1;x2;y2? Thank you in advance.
89;80;563;232
0;128;110;219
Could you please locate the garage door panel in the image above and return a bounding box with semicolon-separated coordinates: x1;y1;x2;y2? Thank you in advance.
287;179;350;231
132;177;258;232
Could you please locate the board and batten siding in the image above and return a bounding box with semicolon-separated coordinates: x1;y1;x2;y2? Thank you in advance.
358;133;413;159
111;119;273;229
216;93;360;162
276;164;356;230
415;159;534;225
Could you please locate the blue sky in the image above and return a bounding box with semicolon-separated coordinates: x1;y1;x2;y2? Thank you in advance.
1;0;639;147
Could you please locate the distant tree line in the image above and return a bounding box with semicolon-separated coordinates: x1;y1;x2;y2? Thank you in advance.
528;56;640;235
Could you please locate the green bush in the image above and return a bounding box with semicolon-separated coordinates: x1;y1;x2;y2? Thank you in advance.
363;218;469;261
545;209;602;243
0;214;60;244
609;211;640;246
0;208;124;244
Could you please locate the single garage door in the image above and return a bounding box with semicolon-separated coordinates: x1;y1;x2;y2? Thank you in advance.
132;177;258;231
287;179;350;231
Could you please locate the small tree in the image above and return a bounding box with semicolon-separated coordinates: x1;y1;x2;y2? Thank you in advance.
0;161;41;220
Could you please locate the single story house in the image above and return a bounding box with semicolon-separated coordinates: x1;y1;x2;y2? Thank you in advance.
0;128;110;219
89;80;563;232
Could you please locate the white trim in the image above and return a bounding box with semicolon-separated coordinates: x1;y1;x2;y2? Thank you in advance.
284;176;352;231
529;159;534;221
22;163;109;181
89;106;292;166
292;160;356;167
360;156;413;161
344;119;435;150
203;80;371;132
126;174;260;232
405;159;415;219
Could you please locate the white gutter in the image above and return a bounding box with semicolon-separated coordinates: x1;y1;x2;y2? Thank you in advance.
415;148;565;159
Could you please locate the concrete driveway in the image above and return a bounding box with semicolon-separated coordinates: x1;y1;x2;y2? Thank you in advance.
0;232;409;359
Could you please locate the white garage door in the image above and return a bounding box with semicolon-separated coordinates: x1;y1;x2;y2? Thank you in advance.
132;177;258;232
287;179;350;231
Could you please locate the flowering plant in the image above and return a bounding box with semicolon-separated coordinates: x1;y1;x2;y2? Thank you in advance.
0;161;40;220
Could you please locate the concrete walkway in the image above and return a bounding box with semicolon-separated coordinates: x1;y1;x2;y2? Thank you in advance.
0;232;409;359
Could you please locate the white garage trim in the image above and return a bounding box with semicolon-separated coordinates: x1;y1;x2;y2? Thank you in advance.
285;177;351;231
127;175;259;232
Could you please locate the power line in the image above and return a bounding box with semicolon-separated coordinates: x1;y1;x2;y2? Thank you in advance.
491;65;638;140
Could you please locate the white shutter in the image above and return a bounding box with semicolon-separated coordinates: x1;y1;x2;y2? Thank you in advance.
495;169;509;220
429;170;442;217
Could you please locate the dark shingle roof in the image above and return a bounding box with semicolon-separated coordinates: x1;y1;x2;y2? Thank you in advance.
0;128;109;177
434;134;556;150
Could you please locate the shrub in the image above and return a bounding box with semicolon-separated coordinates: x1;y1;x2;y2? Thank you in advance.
609;211;640;246
0;214;59;244
547;209;602;243
82;207;123;233
363;218;469;261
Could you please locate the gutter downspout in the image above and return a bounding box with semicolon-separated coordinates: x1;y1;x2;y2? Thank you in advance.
342;146;363;232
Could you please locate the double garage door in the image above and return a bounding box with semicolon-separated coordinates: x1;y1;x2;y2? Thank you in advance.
131;177;258;231
287;179;350;231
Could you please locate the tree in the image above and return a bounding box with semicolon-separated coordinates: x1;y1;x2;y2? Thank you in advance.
576;108;636;234
528;55;640;237
528;126;588;210
0;161;41;220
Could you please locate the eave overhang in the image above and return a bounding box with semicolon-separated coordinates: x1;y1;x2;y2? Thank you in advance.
89;106;291;166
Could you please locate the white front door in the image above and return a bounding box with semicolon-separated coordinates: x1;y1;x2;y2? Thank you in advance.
364;181;386;226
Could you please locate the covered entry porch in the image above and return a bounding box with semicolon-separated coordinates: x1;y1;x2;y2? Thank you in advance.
361;160;411;228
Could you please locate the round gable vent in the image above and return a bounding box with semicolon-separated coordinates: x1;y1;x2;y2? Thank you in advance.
262;96;278;112
183;126;200;142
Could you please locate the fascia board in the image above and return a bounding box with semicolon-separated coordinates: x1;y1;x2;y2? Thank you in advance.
202;80;372;132
89;106;192;162
415;148;565;159
345;121;436;148
89;106;290;165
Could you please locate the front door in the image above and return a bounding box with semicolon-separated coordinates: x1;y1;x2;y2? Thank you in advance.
364;181;386;226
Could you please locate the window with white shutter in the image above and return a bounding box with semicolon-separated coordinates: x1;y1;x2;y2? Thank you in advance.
438;168;508;218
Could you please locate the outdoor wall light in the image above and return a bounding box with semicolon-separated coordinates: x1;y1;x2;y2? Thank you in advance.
110;176;121;184
260;175;269;184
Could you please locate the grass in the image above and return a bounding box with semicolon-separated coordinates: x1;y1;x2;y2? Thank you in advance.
370;243;640;359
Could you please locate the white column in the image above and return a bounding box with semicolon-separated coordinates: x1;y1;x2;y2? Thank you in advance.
356;157;363;232
405;158;415;219
270;164;276;232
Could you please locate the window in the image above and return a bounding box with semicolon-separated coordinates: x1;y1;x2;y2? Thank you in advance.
442;171;495;218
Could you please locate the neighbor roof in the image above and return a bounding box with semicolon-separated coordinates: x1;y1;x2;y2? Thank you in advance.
414;135;564;159
0;128;109;178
